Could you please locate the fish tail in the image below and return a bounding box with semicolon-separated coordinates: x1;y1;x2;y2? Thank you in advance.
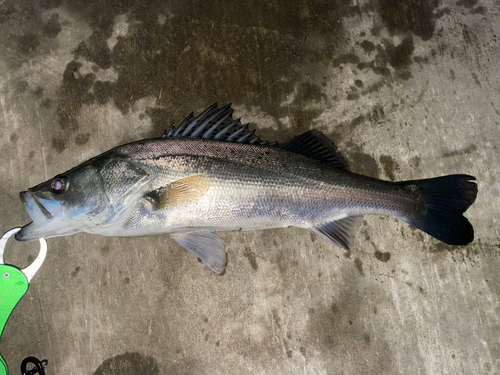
399;174;477;245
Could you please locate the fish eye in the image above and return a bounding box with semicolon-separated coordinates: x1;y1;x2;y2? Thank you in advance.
51;177;67;193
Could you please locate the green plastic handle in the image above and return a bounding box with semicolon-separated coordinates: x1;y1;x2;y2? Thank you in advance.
0;264;29;375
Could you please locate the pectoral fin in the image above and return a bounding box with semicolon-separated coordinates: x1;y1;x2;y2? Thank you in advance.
144;174;210;211
170;231;226;274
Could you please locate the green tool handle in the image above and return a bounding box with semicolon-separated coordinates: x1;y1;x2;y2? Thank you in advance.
0;265;29;375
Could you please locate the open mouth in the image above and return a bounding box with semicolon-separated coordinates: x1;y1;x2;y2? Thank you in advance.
16;191;54;241
19;190;54;222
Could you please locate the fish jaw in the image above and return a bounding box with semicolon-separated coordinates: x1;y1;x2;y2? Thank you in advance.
16;190;80;241
20;190;53;222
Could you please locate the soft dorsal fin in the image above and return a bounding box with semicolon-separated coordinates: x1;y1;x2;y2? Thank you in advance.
278;130;349;171
162;103;275;145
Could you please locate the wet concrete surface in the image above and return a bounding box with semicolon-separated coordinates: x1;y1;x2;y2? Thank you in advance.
0;0;499;374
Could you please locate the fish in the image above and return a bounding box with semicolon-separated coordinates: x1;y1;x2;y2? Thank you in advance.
15;104;478;273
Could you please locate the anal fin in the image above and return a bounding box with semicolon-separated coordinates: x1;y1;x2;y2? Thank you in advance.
311;216;363;251
170;232;226;274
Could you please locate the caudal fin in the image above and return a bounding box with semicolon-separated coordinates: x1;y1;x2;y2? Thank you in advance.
400;174;477;245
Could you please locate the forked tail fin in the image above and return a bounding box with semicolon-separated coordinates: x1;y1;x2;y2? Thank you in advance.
400;174;477;245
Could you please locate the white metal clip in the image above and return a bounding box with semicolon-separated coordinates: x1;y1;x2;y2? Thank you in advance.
0;228;47;282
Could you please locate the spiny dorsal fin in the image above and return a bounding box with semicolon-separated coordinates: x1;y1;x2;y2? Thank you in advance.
144;174;211;211
162;103;273;145
161;105;346;168
278;130;349;171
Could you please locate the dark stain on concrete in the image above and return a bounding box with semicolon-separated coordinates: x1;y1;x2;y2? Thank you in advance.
0;2;68;70
16;80;29;93
52;137;66;153
409;155;421;169
0;2;17;23
9;133;18;144
243;247;258;271
309;232;317;243
369;104;385;122
272;308;282;329
75;35;112;70
33;86;44;99
71;266;81;277
41;0;63;9
14;32;40;55
347;92;360;101
333;104;386;143
435;7;452;18
363;333;371;345
375;250;391;262
456;0;478;8
396;69;412;80
355;37;415;86
306;267;395;372
42;13;61;38
41;98;53;109
442;144;477;157
332;53;360;67
384;36;415;69
350;114;365;130
360;40;376;53
75;132;92;145
491;102;500;116
450;69;456;80
343;142;380;178
354;79;364;88
378;0;437;41
429;242;460;253
100;245;110;255
470;6;487;14
354;258;364;276
413;55;429;65
58;61;95;130
295;82;326;104
275;250;300;276
56;1;353;135
471;72;481;87
93;352;159;375
379;155;400;181
462;24;473;44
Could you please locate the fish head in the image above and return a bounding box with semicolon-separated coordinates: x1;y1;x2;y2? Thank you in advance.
16;164;108;241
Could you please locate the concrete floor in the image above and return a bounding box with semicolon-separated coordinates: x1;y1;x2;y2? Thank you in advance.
0;0;499;374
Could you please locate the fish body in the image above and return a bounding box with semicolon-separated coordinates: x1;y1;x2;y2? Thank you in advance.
16;104;477;273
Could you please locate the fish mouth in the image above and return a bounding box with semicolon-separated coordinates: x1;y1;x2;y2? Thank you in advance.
20;191;53;221
16;190;54;241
